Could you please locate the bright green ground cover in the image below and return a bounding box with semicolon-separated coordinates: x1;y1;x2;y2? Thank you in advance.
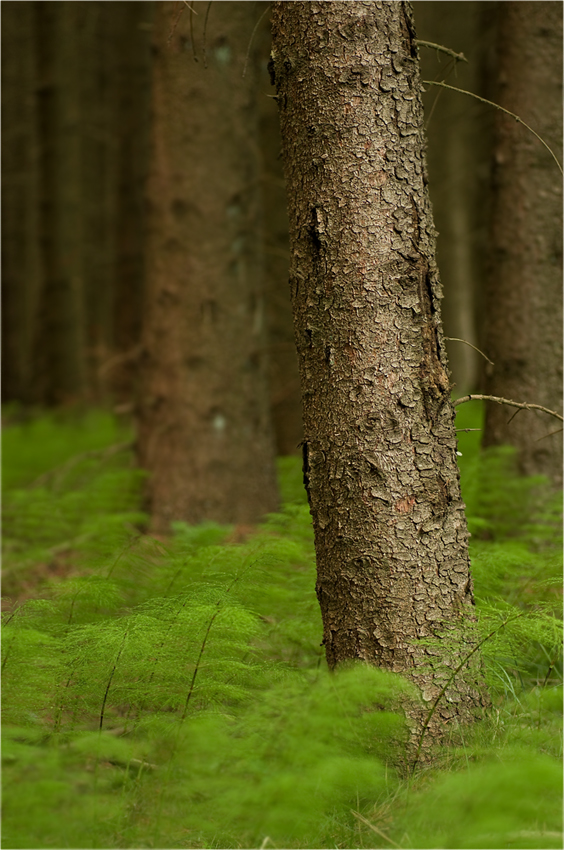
2;403;562;849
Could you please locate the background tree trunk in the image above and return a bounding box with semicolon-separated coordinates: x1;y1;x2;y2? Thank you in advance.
137;1;279;533
271;0;486;750
109;3;154;408
79;4;119;403
482;2;563;485
413;1;496;393
31;2;87;406
1;1;42;405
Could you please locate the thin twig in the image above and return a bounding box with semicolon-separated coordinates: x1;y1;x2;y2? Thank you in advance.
100;631;128;731
351;810;403;849
180;566;253;721
415;40;468;64
453;394;563;422
30;441;133;490
506;407;522;426
422;80;563;175
411;612;526;774
202;1;212;69
535;427;563;442
242;4;271;79
444;337;494;366
455;428;481;433
424;66;451;129
189;1;198;63
167;2;185;46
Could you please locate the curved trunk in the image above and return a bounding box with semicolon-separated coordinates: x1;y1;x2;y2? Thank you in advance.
270;0;487;749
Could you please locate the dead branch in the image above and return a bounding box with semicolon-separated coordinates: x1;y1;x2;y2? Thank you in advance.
453;394;563;422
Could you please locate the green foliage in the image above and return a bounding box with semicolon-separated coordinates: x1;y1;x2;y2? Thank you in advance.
2;410;146;596
395;752;563;849
2;406;562;848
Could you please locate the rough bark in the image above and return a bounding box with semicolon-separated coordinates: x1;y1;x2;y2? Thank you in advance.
137;1;279;533
270;0;486;749
482;2;563;485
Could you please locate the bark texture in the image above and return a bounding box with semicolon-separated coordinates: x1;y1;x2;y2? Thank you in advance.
270;1;486;747
137;1;279;533
482;2;563;484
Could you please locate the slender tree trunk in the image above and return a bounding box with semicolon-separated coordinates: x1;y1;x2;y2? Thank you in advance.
109;3;154;408
1;2;42;404
32;2;87;406
137;1;279;533
271;1;486;750
482;2;563;485
79;4;119;403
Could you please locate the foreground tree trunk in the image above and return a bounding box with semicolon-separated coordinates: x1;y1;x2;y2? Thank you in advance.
137;1;279;533
270;1;486;750
482;2;563;485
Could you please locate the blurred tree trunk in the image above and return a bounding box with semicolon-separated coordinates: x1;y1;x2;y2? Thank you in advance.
1;2;42;404
257;8;303;455
482;2;563;485
270;1;486;752
31;2;87;406
79;4;119;402
137;1;279;533
413;1;496;393
109;3;154;408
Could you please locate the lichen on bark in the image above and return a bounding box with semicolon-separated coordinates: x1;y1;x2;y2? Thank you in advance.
270;0;488;751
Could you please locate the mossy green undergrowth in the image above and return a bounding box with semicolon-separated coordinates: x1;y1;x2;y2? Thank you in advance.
2;405;562;849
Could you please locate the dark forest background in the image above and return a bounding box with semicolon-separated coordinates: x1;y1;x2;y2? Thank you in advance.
3;1;560;444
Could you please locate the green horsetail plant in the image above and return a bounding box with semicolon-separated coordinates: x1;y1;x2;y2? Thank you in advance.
2;405;562;848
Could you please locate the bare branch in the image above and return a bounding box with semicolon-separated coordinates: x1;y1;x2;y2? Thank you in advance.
415;39;468;64
422;80;563;175
453;394;563;422
242;4;271;79
444;337;494;366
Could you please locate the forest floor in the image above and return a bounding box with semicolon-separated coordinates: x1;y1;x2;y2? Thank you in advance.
2;403;562;849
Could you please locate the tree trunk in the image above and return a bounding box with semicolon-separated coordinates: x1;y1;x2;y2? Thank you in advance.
270;0;486;750
413;1;496;393
137;1;279;533
1;1;42;404
79;3;119;403
31;1;87;406
482;2;563;485
109;3;154;408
